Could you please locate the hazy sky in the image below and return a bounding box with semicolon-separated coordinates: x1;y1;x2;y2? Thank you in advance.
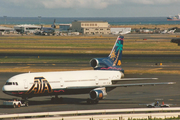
1;0;180;17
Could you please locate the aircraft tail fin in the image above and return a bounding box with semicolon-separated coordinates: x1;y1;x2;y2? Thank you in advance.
90;36;124;72
109;36;124;66
51;19;56;28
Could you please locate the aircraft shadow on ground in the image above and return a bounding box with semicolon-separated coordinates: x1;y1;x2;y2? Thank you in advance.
29;98;87;105
29;99;137;106
0;97;137;108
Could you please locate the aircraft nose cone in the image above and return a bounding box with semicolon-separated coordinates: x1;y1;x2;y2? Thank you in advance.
2;85;13;95
2;85;7;92
2;85;10;92
2;85;6;94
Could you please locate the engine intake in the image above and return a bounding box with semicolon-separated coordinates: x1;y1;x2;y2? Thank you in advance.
90;58;99;68
90;90;103;100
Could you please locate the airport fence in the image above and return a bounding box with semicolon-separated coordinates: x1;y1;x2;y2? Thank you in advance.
1;107;180;120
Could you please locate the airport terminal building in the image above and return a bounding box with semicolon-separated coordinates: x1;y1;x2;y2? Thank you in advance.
71;21;110;35
59;24;72;32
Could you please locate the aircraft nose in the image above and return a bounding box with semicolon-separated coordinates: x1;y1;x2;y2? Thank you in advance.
2;85;11;92
2;85;15;92
2;85;6;92
2;85;14;95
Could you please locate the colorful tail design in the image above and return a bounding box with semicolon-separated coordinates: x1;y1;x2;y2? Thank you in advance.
109;36;124;66
90;36;124;72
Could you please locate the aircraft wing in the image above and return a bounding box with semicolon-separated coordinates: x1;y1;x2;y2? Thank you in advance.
104;82;175;88
66;82;175;89
112;78;158;81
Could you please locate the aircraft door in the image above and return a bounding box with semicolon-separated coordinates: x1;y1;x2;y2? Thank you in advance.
95;76;99;85
60;78;64;87
24;80;28;89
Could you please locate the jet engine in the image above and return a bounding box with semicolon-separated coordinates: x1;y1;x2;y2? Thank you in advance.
90;58;110;69
90;90;103;100
90;58;99;68
89;87;107;100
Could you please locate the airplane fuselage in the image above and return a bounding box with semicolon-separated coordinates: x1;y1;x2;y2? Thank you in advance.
2;70;122;98
42;28;55;33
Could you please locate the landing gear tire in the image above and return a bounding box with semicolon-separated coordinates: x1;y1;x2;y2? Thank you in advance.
18;103;21;108
94;99;99;104
51;97;55;102
51;96;63;104
59;97;63;103
87;98;91;104
22;97;29;107
25;101;29;107
87;98;99;104
13;104;16;108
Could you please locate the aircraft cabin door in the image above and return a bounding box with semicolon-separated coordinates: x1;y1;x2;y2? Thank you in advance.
95;76;99;85
60;78;64;87
24;80;28;89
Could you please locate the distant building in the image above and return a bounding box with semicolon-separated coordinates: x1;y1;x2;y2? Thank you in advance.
71;21;110;35
14;24;41;33
59;24;72;32
0;26;14;32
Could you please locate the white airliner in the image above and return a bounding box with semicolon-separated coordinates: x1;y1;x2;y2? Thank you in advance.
34;19;56;36
2;36;175;105
111;28;131;35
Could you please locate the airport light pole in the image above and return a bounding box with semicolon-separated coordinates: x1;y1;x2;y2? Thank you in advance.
38;16;41;25
3;16;7;24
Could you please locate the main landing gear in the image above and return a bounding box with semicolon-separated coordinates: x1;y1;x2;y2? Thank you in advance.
51;95;63;103
87;98;99;104
22;97;29;107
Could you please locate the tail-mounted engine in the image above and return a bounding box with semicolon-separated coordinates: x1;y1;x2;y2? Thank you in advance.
90;58;111;69
90;58;124;72
90;58;100;68
89;87;107;100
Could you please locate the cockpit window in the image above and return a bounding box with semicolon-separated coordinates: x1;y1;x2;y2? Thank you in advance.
5;82;12;85
5;82;18;85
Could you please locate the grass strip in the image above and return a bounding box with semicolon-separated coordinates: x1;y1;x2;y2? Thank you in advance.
0;67;179;75
125;70;180;75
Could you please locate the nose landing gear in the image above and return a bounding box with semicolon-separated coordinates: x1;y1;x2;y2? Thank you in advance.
51;95;63;103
